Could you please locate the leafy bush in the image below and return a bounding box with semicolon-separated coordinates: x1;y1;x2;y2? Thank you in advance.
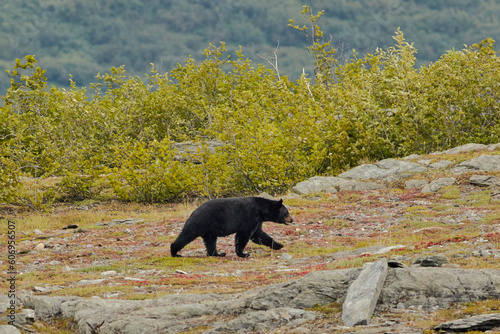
1;11;500;208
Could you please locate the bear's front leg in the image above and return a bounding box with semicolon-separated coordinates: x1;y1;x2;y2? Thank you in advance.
251;229;284;250
202;235;226;257
235;232;251;258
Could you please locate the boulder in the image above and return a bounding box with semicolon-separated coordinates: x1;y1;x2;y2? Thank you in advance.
342;258;388;326
405;179;428;189
421;177;456;193
455;154;500;172
0;325;21;334
469;175;500;187
21;266;500;333
205;307;317;333
432;143;488;155
430;160;453;169
292;176;385;195
434;313;500;332
338;159;426;181
378;268;500;311
412;255;450;267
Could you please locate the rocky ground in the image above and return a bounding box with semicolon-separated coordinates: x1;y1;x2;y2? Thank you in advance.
1;143;500;333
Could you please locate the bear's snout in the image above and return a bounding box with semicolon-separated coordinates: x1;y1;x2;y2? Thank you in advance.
283;215;294;225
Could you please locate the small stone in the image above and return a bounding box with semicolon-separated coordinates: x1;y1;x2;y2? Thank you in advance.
421;177;456;193
33;286;52;293
417;159;433;167
76;279;106;286
413;255;450;267
62;224;79;229
280;253;293;260
34;243;45;250
435;313;500;332
405;179;428;189
430;160;453;169
33;229;43;235
124;277;144;282
48;260;62;266
481;250;492;257
101;270;118;277
21;309;35;323
470;175;500;187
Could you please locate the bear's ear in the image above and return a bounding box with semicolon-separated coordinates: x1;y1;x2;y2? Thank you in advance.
278;199;283;205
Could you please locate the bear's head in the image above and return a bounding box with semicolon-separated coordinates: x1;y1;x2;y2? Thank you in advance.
276;199;294;225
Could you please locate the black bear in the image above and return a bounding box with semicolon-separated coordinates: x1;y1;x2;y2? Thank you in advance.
170;197;293;258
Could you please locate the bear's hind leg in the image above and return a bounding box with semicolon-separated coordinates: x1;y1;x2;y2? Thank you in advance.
235;232;251;258
202;235;226;257
251;229;284;250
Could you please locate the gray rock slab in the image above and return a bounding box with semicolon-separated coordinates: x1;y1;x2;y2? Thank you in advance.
430;160;454;169
21;267;500;333
0;325;21;334
339;159;426;181
434;313;500;332
421;177;456;193
456;154;500;172
23;295;83;322
205;307;317;333
292;176;385;195
470;175;500;187
96;218;144;227
342;258;389;327
432;143;488;155
405;179;428;189
412;255;450;267
378;268;500;311
487;143;500;151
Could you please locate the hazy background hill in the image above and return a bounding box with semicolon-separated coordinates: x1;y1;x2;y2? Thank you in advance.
1;0;499;92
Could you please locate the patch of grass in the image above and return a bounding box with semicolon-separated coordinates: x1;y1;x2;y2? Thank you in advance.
323;218;349;228
405;205;430;214
431;204;453;212
308;302;342;314
331;256;374;269
75;264;124;273
440;185;461;199
31;318;76;334
466;190;492;207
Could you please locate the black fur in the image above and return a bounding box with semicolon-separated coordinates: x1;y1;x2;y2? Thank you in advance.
170;197;292;258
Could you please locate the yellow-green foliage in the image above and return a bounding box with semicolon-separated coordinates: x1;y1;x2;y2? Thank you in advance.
1;8;500;207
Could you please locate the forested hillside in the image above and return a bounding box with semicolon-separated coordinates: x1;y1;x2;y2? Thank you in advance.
1;0;500;91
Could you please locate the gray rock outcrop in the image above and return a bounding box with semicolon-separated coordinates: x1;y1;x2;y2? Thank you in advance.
421;177;456;193
338;158;427;181
21;267;500;333
435;313;500;332
378;268;500;311
431;143;489;155
470;175;500;187
292;176;385;195
0;325;21;334
455;154;500;172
